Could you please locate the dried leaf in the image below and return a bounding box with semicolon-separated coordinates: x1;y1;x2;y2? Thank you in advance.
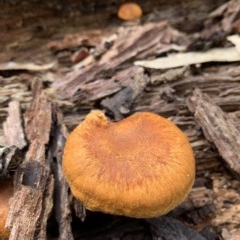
0;62;56;72
135;47;240;69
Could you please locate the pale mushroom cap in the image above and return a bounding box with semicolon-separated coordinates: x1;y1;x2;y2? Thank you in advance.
117;3;142;21
63;111;195;218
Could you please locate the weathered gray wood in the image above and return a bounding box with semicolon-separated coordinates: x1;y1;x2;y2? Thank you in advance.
2;101;26;149
187;89;240;177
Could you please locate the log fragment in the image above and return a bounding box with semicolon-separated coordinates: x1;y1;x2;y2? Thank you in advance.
5;82;78;239
187;88;240;177
6;83;54;240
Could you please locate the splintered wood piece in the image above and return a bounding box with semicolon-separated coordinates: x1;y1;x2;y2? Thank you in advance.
6;81;77;239
101;66;149;119
2;101;26;149
0;146;23;178
6;83;54;240
53;22;187;100
50;111;77;240
187;89;240;177
189;0;240;50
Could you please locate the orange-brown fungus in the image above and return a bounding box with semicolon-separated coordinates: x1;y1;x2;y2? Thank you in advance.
63;111;195;218
0;180;13;239
117;3;142;21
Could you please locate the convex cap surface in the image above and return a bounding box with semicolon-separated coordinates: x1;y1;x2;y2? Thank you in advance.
117;3;142;21
63;111;195;218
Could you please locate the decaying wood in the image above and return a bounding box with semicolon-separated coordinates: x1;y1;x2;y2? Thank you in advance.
2;101;26;149
147;217;206;240
211;174;240;239
1;0;240;239
53;22;188;100
0;101;25;177
4;82;79;239
0;146;23;178
187;88;240;177
101;66;149;119
50;111;76;240
189;0;240;50
6;83;54;240
0;0;226;64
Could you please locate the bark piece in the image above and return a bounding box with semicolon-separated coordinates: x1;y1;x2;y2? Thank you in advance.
5;82;77;239
187;88;240;177
101;66;149;119
172;187;215;225
2;101;26;149
47;30;104;52
6;83;54;240
53;22;188;100
0;101;25;177
50;111;77;240
189;0;240;51
0;146;23;178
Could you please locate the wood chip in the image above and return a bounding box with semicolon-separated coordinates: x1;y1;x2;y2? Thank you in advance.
2;101;26;149
0;146;23;177
187;88;240;177
101;66;149;119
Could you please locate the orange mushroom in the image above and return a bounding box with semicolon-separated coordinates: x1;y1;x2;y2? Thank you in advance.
117;3;142;21
63;111;195;218
0;180;13;239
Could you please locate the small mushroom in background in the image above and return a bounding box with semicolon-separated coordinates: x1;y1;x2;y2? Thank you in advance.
117;2;143;21
0;179;13;239
62;111;195;218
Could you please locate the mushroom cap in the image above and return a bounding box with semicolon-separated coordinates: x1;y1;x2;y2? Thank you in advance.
117;3;142;21
63;111;195;218
0;180;12;239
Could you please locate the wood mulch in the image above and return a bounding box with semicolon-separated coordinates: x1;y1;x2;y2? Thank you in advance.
1;0;240;239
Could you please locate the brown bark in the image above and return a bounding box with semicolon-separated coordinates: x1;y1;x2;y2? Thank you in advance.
187;89;240;177
5;82;76;239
